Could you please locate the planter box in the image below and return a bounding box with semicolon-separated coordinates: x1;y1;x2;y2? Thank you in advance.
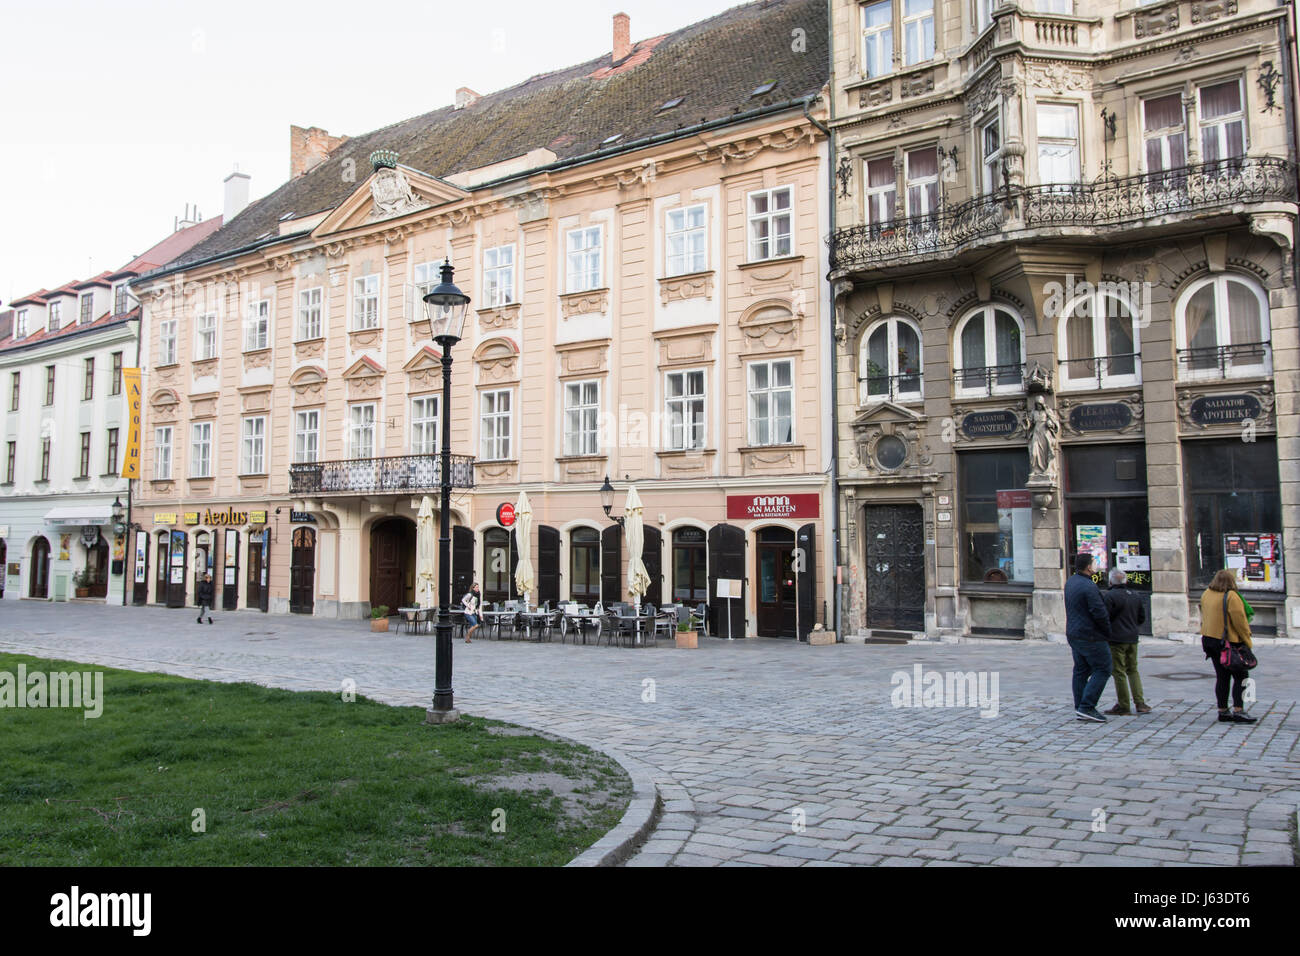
74;588;89;598
370;618;390;632
809;629;836;646
675;630;698;649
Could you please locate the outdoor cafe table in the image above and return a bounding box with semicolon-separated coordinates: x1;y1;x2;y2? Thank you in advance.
559;610;603;644
398;607;463;636
611;613;654;647
481;609;515;640
518;610;554;641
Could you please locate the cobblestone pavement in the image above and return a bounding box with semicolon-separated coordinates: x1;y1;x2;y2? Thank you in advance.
3;603;1298;866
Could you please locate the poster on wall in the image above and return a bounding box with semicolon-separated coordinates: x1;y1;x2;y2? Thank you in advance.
995;490;1033;583
1223;532;1284;591
224;567;236;586
1115;541;1150;572
170;567;183;584
59;534;71;561
225;529;237;566
1076;525;1108;572
134;531;147;583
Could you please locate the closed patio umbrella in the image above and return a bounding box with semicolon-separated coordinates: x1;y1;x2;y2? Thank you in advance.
416;496;436;610
625;486;651;615
513;490;535;611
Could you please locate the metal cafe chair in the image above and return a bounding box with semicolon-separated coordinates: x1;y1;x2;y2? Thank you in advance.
399;607;420;634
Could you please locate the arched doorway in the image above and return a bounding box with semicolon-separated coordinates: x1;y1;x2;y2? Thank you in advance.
86;532;110;598
290;527;316;615
482;527;517;606
30;537;50;598
370;517;415;612
755;526;796;638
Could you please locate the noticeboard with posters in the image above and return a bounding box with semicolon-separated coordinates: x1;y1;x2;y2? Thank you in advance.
1223;532;1284;591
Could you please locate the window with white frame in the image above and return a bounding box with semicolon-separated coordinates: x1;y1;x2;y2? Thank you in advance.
241;416;266;474
860;317;923;403
862;0;893;78
1036;0;1071;13
902;0;934;66
566;226;603;293
905;147;939;217
14;309;27;338
79;293;93;324
748;186;793;261
1176;274;1271;379
666;205;707;275
244;299;270;351
353;275;380;330
563;380;600;457
1036;104;1080;186
976;0;995;32
412;261;439;316
114;284;128;316
665;369;706;451
1199;79;1246;164
159;319;178;365
980;115;1002;194
154;426;173;479
411;395;439;455
196;313;218;360
1143;92;1187;175
480;389;512;461
293;409;320;464
747;359;794;446
190;421;212;478
297;287;323;340
48;301;62;331
483;245;515;306
954;305;1025;395
1059;292;1142;390
864;156;897;226
348;403;376;459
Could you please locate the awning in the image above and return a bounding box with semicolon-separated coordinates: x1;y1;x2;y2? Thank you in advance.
43;504;113;526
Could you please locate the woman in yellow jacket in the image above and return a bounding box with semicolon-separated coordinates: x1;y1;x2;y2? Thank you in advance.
1199;569;1255;724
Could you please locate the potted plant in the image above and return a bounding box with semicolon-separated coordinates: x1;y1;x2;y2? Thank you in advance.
370;605;390;632
72;568;91;598
675;618;698;649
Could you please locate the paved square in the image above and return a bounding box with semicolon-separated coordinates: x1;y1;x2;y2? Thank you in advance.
3;604;1297;866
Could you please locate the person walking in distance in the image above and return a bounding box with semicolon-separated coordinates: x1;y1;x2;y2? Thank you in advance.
460;581;481;643
196;573;215;625
1064;553;1113;722
1103;568;1149;715
1199;569;1257;724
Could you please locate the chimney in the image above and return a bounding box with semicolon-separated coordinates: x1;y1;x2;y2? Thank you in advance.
224;170;251;222
454;87;481;110
613;12;631;63
176;203;199;231
290;124;349;178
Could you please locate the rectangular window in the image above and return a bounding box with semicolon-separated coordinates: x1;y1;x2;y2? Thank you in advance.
747;359;794;446
905;147;939;217
79;432;91;478
959;449;1032;583
40;438;50;481
563;380;600;457
114;284;128;316
44;365;55;406
244;299;270;351
154;426;173;479
241;416;266;474
981;116;1002;194
353;275;380;330
412;261;438;317
297;287;323;340
411;395;440;455
862;0;893;78
1037;103;1080;186
83;357;94;401
5;441;14;484
196;313;218;360
1184;438;1281;590
1199;79;1246;164
106;427;119;474
190;422;212;478
110;352;123;395
748;186;793;261
159;319;178;365
349;403;376;459
902;0;935;67
865;157;897;226
665;369;706;451
480;389;513;461
484;245;515;306
79;293;93;325
14;309;27;338
1143;92;1187;175
566;226;603;293
1036;0;1071;13
9;371;18;411
294;409;320;464
666;205;707;276
48;301;62;331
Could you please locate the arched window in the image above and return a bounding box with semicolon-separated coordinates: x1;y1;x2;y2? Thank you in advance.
859;316;923;403
1058;290;1142;389
953;305;1025;396
1176;274;1271;379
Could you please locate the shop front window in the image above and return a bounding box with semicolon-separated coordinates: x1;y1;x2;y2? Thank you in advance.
959;449;1031;584
1063;444;1151;610
1183;438;1283;591
671;527;708;604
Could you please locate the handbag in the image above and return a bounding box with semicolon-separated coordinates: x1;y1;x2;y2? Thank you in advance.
1218;593;1258;675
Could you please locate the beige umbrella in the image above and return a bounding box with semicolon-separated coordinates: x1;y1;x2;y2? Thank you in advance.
625;486;651;614
513;490;535;611
416;496;436;610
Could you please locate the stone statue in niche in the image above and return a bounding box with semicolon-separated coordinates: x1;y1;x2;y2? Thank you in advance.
1026;394;1060;486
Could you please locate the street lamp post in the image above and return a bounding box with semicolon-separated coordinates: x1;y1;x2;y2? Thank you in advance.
423;260;470;724
599;474;625;608
111;495;127;607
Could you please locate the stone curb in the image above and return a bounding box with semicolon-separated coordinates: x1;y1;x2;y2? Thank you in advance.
566;748;663;867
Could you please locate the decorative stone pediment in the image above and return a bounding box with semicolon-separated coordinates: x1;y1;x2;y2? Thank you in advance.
555;340;609;377
559;288;609;318
150;388;181;422
189;392;219;419
658;270;714;305
738;300;801;351
311;163;468;237
655;326;714;368
343;355;385;399
473;337;520;383
404;345;445;392
289;365;328;404
849;401;933;475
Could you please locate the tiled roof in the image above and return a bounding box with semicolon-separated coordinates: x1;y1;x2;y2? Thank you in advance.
162;0;828;273
0;306;139;356
117;216;224;275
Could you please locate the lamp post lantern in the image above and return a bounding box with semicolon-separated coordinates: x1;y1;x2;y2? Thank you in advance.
423;259;470;723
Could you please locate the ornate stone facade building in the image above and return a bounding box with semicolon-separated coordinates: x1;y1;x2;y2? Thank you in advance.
128;2;835;635
828;0;1299;639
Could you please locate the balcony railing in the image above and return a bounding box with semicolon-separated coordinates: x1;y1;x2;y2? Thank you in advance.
289;453;476;495
1176;341;1272;377
954;362;1026;396
859;371;923;403
829;194;1006;272
1058;353;1140;389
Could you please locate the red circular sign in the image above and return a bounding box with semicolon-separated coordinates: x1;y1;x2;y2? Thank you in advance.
496;503;516;528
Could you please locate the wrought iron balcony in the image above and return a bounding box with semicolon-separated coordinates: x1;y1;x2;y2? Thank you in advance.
953;362;1026;396
1176;341;1272;378
859;371;924;403
829;194;1006;272
289;453;476;495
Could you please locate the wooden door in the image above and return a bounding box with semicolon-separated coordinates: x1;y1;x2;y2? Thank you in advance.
369;520;407;613
88;534;109;597
165;531;188;608
756;529;796;638
30;537;50;598
289;527;315;615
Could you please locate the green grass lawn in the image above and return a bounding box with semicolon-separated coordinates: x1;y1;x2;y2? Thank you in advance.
0;653;631;866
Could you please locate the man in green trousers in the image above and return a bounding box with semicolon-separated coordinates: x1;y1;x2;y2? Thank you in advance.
1103;568;1150;715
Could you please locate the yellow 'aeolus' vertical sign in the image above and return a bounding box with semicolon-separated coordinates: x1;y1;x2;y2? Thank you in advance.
121;368;143;479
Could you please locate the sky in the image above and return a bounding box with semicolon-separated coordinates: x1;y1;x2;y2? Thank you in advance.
0;0;749;304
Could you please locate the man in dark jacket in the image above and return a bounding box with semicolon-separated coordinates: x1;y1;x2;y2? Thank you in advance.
1103;568;1149;715
1064;553;1112;722
196;574;214;625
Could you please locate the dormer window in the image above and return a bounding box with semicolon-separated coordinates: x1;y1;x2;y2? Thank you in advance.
48;301;62;332
114;284;128;315
79;293;93;325
14;309;27;338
